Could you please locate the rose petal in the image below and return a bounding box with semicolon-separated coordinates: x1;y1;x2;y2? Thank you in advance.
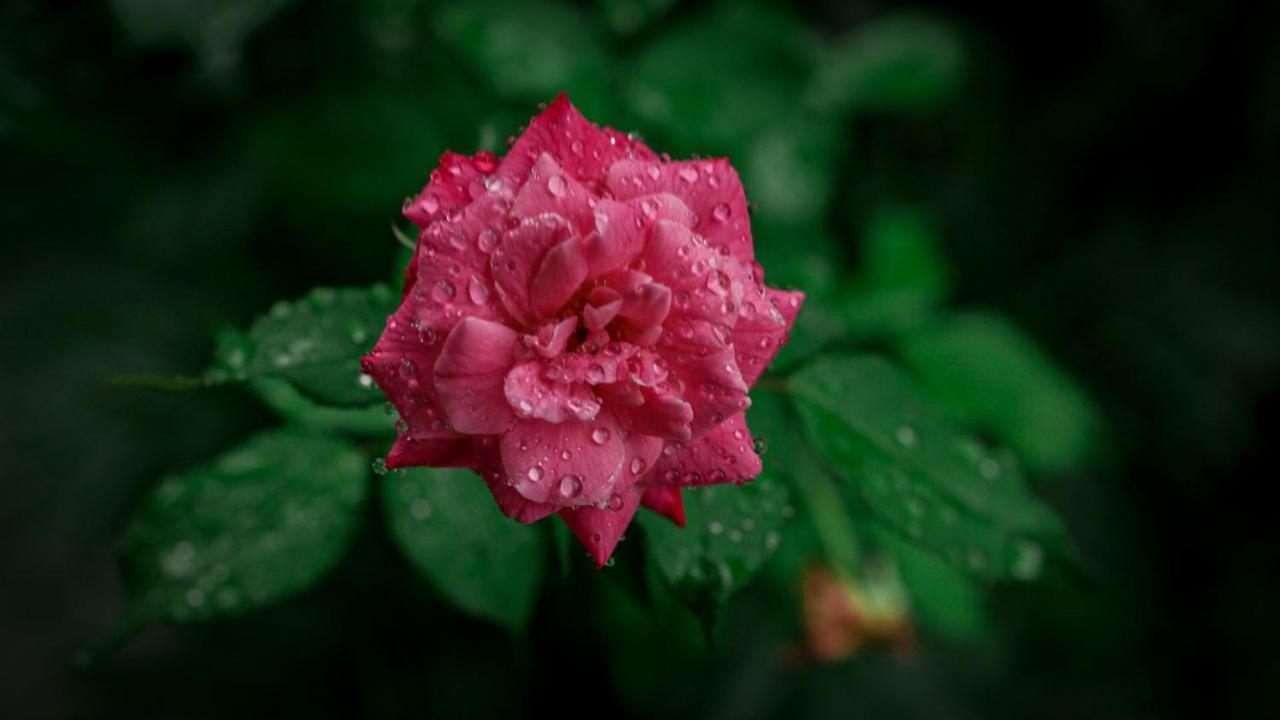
491;213;575;327
504;361;602;424
733;288;804;386
499;93;657;189
606;157;753;262
403;149;500;229
385;436;475;470
530;235;588;317
511;153;595;233
583;199;645;278
500;413;628;508
433;317;519;434
559;485;643;567
645;413;762;487
641;487;686;527
474;439;559;523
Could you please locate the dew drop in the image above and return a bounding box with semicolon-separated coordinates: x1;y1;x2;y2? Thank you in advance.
895;425;918;447
591;427;611;445
527;466;544;482
712;203;731;222
468;275;490;304
607;493;624;511
547;175;567;197
678;166;698;183
477;228;498;253
558;474;583;498
630;457;647;475
432;280;456;302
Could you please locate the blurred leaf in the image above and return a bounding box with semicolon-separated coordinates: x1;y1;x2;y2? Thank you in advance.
116;429;368;627
841;205;951;341
791;355;1069;583
242;90;446;218
597;0;678;36
250;378;394;437
749;391;861;580
110;0;294;72
895;312;1102;474
434;0;610;113
622;0;818;153
638;477;789;621
383;468;545;633
809;14;964;115
208;285;395;407
877;531;988;642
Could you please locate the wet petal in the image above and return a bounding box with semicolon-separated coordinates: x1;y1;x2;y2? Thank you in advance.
500;413;628;508
499;93;657;189
559;485;643;567
733;288;804;386
433;317;519;434
606;157;753;262
645;413;762;487
641;487;686;527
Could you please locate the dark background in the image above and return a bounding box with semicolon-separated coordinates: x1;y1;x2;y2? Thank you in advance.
3;0;1279;717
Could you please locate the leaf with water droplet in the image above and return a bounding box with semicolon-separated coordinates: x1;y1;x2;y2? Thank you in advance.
791;355;1075;584
638;476;789;621
109;429;368;643
383;468;545;633
894;312;1102;474
207;285;396;407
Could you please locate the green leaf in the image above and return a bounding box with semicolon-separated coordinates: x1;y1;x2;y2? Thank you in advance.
208;285;396;407
894;312;1102;474
383;468;545;633
841;205;951;342
597;0;678;36
116;429;368;627
434;0;610;113
748;391;861;580
809;14;964;115
622;0;819;154
638;477;790;618
791;355;1068;583
877;530;988;642
249;378;394;437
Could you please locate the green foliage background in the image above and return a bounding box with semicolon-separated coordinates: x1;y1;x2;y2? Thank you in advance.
3;0;1279;717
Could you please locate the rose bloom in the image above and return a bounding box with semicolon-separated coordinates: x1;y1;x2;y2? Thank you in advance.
363;95;802;566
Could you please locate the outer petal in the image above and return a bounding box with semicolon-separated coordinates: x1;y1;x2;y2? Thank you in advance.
500;413;628;508
645;413;762;487
583;199;645;278
733;287;804;386
403;150;499;229
606;157;753;263
663;345;751;438
498;93;657;189
385;436;475;470
474;438;559;523
641;487;686;527
362;303;458;443
559;485;644;567
433;317;519;434
512;153;595;232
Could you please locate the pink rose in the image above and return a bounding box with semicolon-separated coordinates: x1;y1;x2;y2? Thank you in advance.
363;95;803;566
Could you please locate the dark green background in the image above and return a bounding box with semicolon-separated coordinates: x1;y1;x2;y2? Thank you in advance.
3;0;1279;717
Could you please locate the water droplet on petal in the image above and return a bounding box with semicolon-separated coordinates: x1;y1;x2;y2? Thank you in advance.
558;474;583;498
630;457;647;475
547;175;567;197
468;275;489;304
607;493;624;511
712;203;731;222
591;427;611;445
527;466;544;482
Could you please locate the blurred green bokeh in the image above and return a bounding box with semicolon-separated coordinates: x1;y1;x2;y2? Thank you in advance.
3;0;1279;718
